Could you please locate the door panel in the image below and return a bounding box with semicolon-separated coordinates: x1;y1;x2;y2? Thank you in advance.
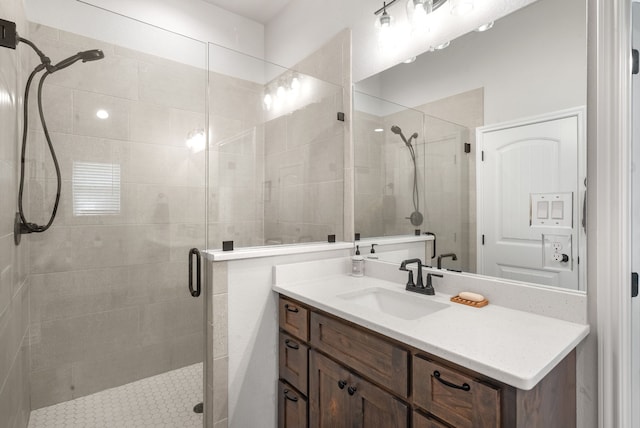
478;109;583;290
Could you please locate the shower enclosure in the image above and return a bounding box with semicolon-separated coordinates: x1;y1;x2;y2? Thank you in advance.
353;91;469;270
23;16;208;416
16;3;345;427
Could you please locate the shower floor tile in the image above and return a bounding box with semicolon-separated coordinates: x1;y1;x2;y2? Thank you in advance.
28;363;203;428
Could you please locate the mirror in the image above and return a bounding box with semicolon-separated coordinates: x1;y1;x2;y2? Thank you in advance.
354;0;587;291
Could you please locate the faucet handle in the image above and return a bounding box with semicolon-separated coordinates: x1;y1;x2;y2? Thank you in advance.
405;271;415;289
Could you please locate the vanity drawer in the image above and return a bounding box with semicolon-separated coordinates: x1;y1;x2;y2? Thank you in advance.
413;410;452;428
278;380;308;428
413;355;501;428
279;332;309;395
279;297;309;341
309;311;409;398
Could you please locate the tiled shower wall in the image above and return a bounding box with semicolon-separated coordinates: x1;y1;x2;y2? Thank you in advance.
24;24;207;409
0;0;31;427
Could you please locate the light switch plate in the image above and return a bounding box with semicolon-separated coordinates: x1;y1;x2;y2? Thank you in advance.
530;192;573;228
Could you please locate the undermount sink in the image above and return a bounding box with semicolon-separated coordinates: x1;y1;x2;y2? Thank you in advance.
337;287;449;320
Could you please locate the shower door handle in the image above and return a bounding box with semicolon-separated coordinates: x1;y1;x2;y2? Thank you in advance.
188;248;201;297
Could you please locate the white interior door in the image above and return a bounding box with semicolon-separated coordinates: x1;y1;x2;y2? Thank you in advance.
477;108;585;290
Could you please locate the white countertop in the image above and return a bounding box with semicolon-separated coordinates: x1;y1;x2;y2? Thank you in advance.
273;274;590;391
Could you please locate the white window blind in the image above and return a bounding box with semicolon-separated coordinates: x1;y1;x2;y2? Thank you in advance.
72;162;121;216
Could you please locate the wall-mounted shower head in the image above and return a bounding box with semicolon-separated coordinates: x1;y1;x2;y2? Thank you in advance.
52;49;105;72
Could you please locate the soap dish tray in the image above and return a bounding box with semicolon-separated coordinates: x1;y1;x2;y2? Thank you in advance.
450;296;489;308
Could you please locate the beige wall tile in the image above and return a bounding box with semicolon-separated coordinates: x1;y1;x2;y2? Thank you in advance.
212;356;228;424
212;293;228;359
29;365;73;409
73;91;130;140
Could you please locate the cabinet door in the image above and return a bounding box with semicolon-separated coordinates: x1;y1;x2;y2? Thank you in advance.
350;372;408;428
309;350;352;428
309;350;408;428
279;380;308;428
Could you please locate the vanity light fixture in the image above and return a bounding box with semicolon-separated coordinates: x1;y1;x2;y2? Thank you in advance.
434;40;451;50
449;0;473;16
476;21;494;32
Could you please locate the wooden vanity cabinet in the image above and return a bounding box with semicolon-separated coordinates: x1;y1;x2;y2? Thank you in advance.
277;295;576;428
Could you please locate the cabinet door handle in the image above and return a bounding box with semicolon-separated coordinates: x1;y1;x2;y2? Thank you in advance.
347;386;357;396
284;304;299;313
284;339;299;350
283;389;299;402
337;380;347;389
433;371;471;392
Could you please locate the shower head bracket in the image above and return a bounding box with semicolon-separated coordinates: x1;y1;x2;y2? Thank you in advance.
14;213;34;246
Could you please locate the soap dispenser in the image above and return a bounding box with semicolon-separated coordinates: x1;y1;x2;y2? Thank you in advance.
351;245;364;277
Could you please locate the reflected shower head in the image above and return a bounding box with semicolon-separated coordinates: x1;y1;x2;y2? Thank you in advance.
391;125;409;145
52;49;105;72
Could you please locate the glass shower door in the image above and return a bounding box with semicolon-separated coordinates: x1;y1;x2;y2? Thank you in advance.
24;11;207;427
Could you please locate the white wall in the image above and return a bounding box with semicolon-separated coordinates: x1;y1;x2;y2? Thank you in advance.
359;0;587;125
266;0;539;82
227;249;351;428
24;0;264;64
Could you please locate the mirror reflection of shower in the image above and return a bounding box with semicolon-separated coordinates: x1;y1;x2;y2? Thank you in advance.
14;36;105;245
390;125;423;226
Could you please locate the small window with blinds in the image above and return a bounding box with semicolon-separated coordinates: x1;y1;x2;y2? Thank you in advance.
72;162;121;216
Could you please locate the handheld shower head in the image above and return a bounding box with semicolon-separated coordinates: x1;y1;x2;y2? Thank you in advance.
390;125;409;145
52;49;105;72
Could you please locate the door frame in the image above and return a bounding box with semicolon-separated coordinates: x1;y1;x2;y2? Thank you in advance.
475;106;587;289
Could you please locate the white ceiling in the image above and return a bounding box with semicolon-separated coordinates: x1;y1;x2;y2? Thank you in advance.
200;0;293;23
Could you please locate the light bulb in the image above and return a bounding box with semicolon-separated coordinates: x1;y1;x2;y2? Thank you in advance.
291;76;300;91
277;85;286;98
375;9;397;50
407;0;432;30
434;41;450;50
263;93;272;110
476;21;494;32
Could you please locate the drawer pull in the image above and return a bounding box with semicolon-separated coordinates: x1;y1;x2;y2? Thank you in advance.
433;371;471;392
338;380;347;389
285;339;300;350
283;389;299;402
284;304;299;313
347;386;358;396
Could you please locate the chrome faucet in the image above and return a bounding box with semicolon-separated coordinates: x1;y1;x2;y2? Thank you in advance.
437;253;457;269
400;258;441;295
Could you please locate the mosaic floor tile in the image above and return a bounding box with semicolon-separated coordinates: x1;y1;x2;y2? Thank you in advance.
28;363;203;428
